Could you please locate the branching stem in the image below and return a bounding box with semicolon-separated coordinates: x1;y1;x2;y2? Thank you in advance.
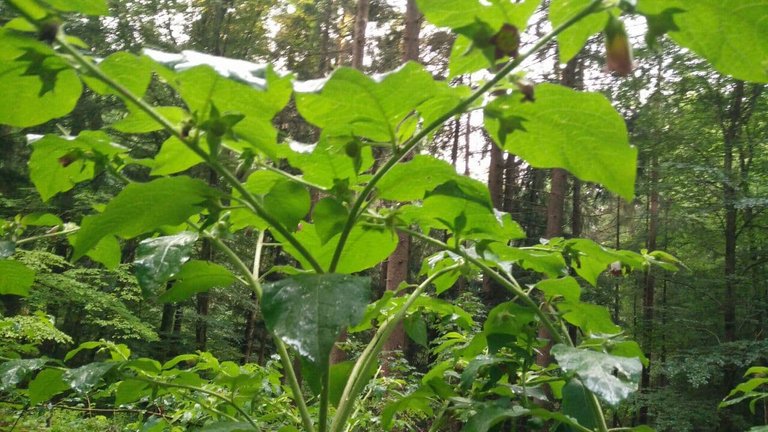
328;0;606;272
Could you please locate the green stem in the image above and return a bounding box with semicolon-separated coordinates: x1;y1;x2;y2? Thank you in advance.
319;370;330;432
54;34;323;274
403;229;613;432
427;401;450;432
200;231;315;432
327;0;606;272
133;377;257;429
16;227;80;245
275;341;316;432
329;264;461;432
401;227;564;344
258;162;329;191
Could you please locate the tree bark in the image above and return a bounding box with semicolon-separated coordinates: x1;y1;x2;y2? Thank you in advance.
402;0;421;63
351;0;369;69
381;0;422;373
723;81;744;343
639;154;659;425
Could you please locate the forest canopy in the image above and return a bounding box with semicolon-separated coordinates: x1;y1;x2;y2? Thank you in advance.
0;0;767;431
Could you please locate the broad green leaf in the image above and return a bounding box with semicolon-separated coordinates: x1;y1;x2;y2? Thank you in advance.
29;132;126;201
72;177;214;260
559;302;620;335
0;260;35;296
461;355;508;390
296;63;439;143
609;340;648;367
112;106;188;133
284;137;374;188
485;84;636;200
564;238;643;285
124;358;162;374
413;178;525;241
159;260;235;303
313;197;348;245
550;0;610;63
486;243;567;278
231;172;311;231
44;0;109;15
420;251;463;294
404;314;429;347
417;0;540;30
64;341;106;362
134;232;199;293
462;399;528;432
536;277;581;303
449;35;491;77
83;52;154;97
561;378;599;431
0;358;47;391
276;224;398;273
21;212;62;226
62;362;117;393
264;179;311;231
261;274;371;369
638;0;768;83
0;30;82;127
381;387;435;430
115;379;149;405
28;368;69;405
29;135;95;201
85;234;121;269
175;66;291;156
552;344;642;405
484;301;537;337
150;136;205;176
377;155;459;201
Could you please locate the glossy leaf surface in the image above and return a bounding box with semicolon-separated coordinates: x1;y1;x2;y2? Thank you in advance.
261;274;370;369
134;232;199;293
552;344;642;405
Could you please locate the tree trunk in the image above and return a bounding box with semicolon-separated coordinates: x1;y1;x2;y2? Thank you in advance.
571;179;582;237
639;154;659;425
402;0;421;63
723;81;744;343
351;0;369;69
503;154;519;214
242;291;258;363
381;0;422;373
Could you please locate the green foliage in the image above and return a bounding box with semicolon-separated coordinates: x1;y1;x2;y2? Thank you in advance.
485;83;637;200
1;0;766;430
262;274;371;369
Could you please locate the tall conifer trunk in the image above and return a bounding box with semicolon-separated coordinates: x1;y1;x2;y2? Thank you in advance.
381;0;421;373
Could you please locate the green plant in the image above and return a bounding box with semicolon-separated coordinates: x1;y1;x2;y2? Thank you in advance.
0;0;766;431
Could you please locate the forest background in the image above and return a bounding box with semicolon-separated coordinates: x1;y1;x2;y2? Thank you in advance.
0;0;767;431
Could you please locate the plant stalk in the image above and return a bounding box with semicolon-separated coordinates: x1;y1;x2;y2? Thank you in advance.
54;34;323;274
329;264;461;432
201;232;315;432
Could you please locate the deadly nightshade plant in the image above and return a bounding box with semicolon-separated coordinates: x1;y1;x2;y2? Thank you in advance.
0;0;766;431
